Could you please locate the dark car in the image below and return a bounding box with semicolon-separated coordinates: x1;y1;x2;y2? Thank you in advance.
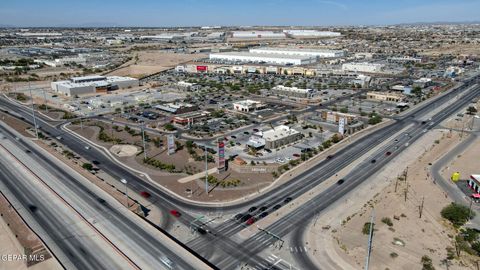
371;159;376;164
259;206;268;212
170;210;181;217
197;227;207;235
140;191;151;198
284;197;292;203
231;135;237;139
92;160;100;165
248;206;257;212
337;179;345;185
385;151;392;156
240;214;252;222
293;153;300;157
273;204;282;211
326;155;334;160
243;131;250;135
259;212;269;219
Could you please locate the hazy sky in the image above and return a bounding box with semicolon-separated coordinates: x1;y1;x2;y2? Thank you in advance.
1;0;480;27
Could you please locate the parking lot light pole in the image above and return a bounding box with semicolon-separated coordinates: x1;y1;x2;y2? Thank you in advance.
120;179;128;208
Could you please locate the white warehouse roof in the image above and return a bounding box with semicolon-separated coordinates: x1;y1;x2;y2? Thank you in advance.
209;52;316;65
250;47;344;58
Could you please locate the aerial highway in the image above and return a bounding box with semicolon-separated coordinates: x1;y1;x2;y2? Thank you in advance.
0;123;217;270
0;74;478;269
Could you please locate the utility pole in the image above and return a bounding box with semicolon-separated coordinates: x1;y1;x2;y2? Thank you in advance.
469;198;474;220
365;209;375;270
80;117;83;131
205;145;209;194
395;176;399;192
419;196;425;218
404;167;409;202
28;82;39;139
141;123;147;160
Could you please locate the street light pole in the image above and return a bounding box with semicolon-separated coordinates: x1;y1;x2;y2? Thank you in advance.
120;179;128;208
42;88;48;113
28;82;39;139
205;145;209;194
142;123;147;160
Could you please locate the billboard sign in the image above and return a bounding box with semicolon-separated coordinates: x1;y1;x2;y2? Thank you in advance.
217;139;226;172
167;134;175;155
338;118;345;134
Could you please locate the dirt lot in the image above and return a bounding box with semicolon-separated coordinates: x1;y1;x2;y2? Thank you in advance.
106;51;206;78
310;130;478;270
0;111;35;138
421;44;480;57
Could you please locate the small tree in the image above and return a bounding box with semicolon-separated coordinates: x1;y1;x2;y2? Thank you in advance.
421;255;435;270
82;163;93;171
441;203;475;227
466;106;478;115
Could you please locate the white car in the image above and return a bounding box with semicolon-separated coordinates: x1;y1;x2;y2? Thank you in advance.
85;146;90;150
285;157;292;161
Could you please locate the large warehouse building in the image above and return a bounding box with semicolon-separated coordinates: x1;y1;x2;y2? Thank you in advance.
250;47;344;58
209;52;316;66
342;62;385;73
231;31;285;39
283;30;342;38
51;75;139;96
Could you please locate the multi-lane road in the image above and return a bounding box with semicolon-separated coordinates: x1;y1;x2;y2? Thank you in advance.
0;123;217;270
0;73;478;269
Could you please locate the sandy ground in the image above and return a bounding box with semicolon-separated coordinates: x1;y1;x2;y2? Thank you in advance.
110;144;138;157
0;112;34;138
421;44;480;57
305;128;478;270
106;51;206;78
0;218;61;270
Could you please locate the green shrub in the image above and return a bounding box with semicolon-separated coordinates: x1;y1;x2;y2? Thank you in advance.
441;203;475;227
381;217;393;227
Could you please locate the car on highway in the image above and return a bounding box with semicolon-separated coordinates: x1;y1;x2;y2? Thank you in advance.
240;214;252;222
371;159;376;164
140;191;151;198
56;136;62;140
273;204;282;210
246;217;256;225
234;213;244;220
284;197;292;203
259;206;268;212
231;135;237;139
248;206;257;212
85;146;90;150
326;155;334;160
25;149;31;153
259;212;269;219
385;151;392;156
159;256;175;269
92;160;100;165
170;210;181;217
337;179;345;185
197;227;207;235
